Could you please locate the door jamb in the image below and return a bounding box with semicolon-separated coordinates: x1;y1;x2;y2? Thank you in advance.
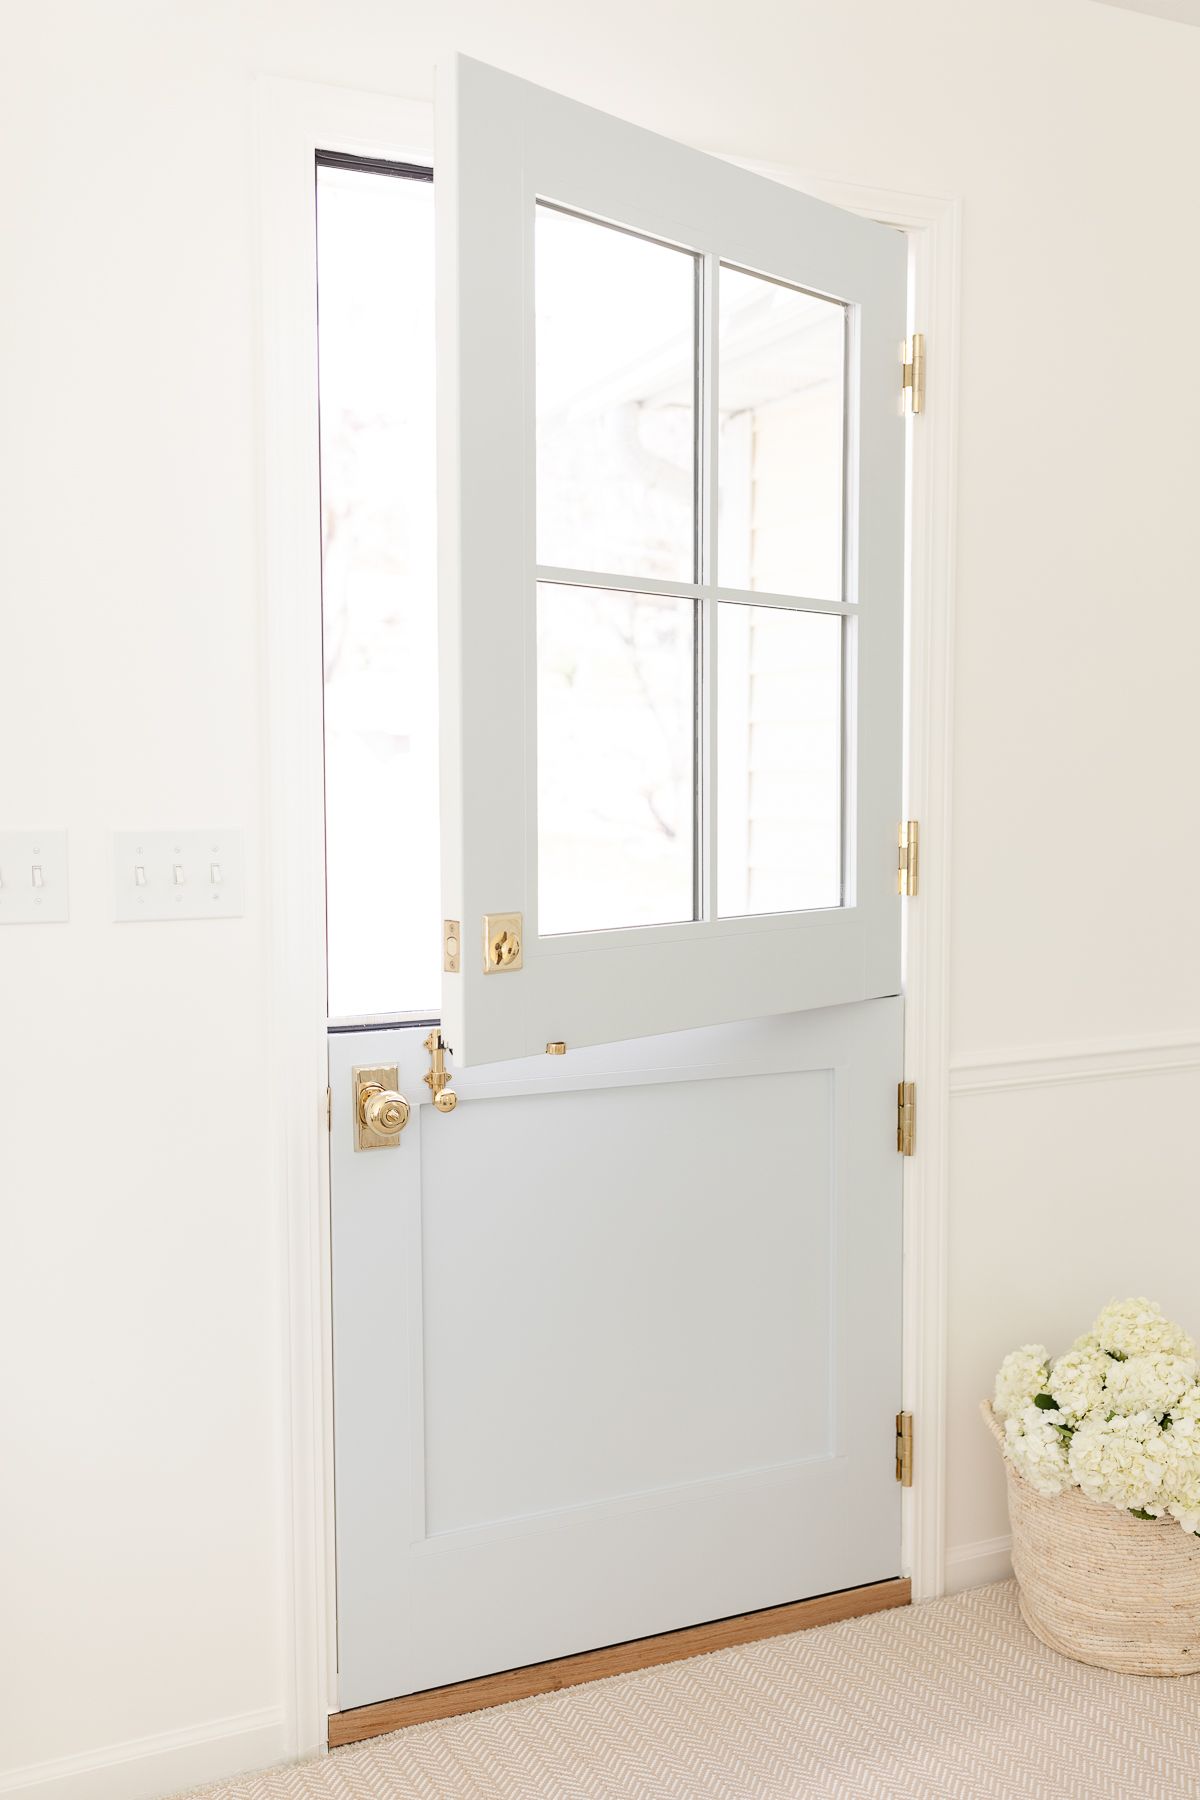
255;74;960;1758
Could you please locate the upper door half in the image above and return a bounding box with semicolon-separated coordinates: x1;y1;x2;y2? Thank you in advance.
437;56;906;1065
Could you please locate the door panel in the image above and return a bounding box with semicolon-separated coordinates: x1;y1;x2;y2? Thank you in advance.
436;56;906;1064
330;999;902;1707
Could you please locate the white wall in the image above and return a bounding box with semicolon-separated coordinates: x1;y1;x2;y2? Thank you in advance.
2;0;1199;1792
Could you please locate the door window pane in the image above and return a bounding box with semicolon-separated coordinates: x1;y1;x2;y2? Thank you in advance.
536;206;697;583
718;267;845;602
538;585;696;934
316;160;440;1018
717;605;842;916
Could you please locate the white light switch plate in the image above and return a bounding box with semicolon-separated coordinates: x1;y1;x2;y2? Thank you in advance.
114;830;245;921
0;831;69;923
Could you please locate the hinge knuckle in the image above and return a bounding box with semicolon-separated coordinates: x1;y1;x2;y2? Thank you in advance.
898;820;919;897
902;332;925;414
896;1411;914;1486
897;1081;915;1157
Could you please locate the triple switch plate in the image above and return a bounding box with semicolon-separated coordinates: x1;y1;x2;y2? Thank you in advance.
114;830;245;921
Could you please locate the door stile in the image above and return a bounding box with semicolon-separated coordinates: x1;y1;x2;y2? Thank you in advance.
699;249;720;923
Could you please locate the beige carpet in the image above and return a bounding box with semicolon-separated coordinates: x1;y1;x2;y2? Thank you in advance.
182;1581;1200;1799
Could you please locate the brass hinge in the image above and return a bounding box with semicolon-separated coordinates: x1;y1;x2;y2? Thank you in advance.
897;1081;915;1157
325;1086;332;1131
896;1411;914;1486
902;333;925;415
897;820;919;897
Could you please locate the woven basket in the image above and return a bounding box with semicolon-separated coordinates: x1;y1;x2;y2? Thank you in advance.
981;1399;1200;1675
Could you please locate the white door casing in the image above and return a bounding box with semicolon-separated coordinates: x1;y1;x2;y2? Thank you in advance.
437;56;907;1065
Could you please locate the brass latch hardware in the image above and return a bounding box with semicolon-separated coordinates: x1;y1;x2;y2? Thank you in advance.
483;912;523;974
353;1065;411;1151
896;1411;914;1486
897;1081;916;1157
423;1029;459;1113
902;333;925;415
443;920;461;974
898;821;919;897
546;1041;567;1056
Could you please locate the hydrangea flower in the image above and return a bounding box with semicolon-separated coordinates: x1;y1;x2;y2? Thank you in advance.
1068;1411;1167;1513
1090;1298;1195;1362
1158;1418;1200;1533
1103;1353;1197;1419
1004;1402;1072;1497
1048;1346;1108;1422
994;1345;1050;1420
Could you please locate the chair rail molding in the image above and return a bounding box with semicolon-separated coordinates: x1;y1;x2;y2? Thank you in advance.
951;1032;1200;1096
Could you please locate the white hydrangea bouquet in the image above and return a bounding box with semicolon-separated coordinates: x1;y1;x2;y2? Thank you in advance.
986;1298;1200;1675
994;1297;1200;1534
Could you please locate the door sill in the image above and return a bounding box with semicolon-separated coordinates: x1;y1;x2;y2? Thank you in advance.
328;1576;911;1747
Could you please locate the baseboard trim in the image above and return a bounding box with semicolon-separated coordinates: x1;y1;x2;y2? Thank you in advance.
950;1032;1200;1097
943;1535;1013;1593
0;1706;287;1800
329;1577;912;1747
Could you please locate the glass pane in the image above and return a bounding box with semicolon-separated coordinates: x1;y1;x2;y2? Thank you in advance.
538;585;696;934
316;162;441;1019
536;206;697;583
717;267;845;602
717;605;842;916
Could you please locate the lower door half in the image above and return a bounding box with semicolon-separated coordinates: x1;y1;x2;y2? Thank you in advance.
329;996;903;1709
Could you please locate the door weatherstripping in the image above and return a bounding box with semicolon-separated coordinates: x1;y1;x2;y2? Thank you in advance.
897;820;919;897
353;1065;411;1150
897;1081;916;1157
895;1411;914;1486
902;333;925;414
423;1029;459;1113
482;912;523;974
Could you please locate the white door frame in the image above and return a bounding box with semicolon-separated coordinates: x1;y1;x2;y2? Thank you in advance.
254;72;960;1759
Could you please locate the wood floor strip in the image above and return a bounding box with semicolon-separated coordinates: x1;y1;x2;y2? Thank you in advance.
328;1576;911;1747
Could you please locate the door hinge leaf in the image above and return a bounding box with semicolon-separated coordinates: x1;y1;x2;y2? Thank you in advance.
897;1081;915;1157
897;820;919;897
326;1086;332;1132
902;332;925;414
896;1411;914;1486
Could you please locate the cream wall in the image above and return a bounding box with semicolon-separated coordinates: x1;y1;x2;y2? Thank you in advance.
2;0;1199;1794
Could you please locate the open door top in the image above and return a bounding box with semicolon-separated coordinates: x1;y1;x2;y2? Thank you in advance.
437;55;906;1065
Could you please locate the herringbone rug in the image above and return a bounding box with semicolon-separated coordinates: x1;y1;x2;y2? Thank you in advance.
181;1581;1200;1798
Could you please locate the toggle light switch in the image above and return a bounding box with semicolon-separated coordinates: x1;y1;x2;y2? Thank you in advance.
0;832;69;924
114;831;245;921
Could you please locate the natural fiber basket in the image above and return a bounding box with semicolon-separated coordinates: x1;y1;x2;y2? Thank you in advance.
982;1399;1200;1675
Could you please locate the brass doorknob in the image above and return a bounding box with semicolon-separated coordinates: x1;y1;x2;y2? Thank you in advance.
352;1065;412;1150
359;1084;410;1138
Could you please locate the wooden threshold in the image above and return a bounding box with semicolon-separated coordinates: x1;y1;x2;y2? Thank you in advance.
328;1575;910;1747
